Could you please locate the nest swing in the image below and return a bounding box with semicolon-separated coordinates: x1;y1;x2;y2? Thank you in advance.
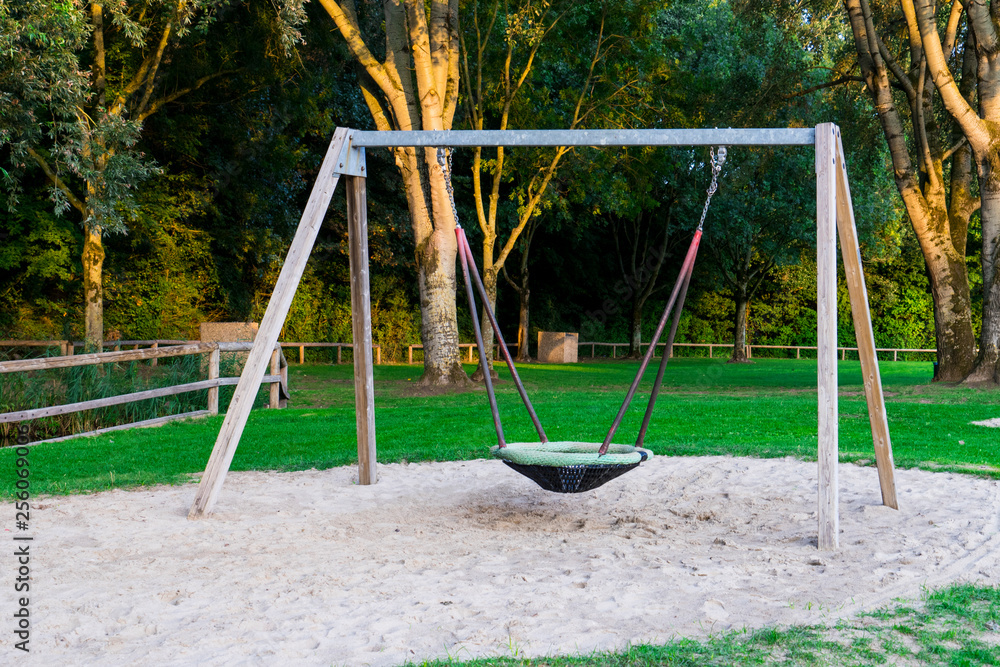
440;146;727;493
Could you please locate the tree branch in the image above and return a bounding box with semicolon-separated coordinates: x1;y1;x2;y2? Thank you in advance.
783;75;866;99
136;69;239;122
26;148;86;217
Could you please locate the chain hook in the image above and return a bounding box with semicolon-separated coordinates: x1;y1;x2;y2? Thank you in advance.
697;146;727;232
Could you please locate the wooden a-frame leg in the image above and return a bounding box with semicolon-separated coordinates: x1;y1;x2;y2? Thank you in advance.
347;175;377;485
188;128;351;518
816;123;840;550
833;129;898;509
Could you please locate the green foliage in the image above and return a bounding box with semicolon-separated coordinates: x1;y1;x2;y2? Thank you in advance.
0;0;89;210
0;197;80;339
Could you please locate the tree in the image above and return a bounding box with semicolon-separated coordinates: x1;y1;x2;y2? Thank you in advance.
840;0;987;382
316;0;469;385
460;0;635;377
2;0;307;350
705;148;815;362
499;218;538;360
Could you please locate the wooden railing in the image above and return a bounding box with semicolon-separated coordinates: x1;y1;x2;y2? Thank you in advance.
579;341;939;361
404;340;938;363
0;342;288;446
406;343;497;364
2;338;939;365
0;339;380;364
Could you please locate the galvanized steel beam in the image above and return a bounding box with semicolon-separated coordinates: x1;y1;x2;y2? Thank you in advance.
351;128;815;148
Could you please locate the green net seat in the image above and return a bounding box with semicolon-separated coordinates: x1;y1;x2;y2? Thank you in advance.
490;442;652;493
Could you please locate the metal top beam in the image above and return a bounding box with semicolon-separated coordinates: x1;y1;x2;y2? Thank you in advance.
350;128;816;148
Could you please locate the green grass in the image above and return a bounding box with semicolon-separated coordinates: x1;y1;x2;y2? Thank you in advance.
400;583;1000;666
2;358;998;497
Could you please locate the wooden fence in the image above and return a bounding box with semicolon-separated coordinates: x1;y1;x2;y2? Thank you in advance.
0;339;380;364
0;342;288;446
579;341;939;361
405;341;938;363
2;338;938;366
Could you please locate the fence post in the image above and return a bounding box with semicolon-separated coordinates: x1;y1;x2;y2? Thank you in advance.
151;342;158;367
269;348;280;409
299;345;305;364
337;345;342;365
709;344;713;359
893;350;897;362
408;346;413;365
376;345;381;365
797;347;801;360
279;351;288;409
208;346;220;415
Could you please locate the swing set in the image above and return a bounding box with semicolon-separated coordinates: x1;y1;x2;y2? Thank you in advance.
188;125;898;551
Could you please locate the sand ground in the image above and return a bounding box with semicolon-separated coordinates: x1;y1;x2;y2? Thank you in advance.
6;455;1000;666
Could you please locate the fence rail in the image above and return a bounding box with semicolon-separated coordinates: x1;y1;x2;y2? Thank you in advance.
579;341;939;361
0;341;288;446
3;338;940;366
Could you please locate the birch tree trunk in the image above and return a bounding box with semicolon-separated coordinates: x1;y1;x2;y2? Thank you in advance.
843;0;978;382
321;0;469;385
910;0;1000;383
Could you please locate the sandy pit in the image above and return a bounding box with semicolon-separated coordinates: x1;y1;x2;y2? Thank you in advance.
9;455;1000;665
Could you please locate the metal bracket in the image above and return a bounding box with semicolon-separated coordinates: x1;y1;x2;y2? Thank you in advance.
333;131;366;177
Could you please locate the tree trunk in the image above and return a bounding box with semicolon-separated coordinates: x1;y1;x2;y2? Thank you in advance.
921;231;978;381
628;302;643;359
843;0;978;383
82;226;104;352
516;279;530;362
470;268;499;381
416;225;467;385
967;176;1000;382
729;290;749;363
322;0;467;387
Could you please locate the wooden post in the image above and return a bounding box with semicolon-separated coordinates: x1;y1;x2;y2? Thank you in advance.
151;342;157;367
709;344;713;359
208;346;220;416
376;345;381;365
408;346;413;365
816;123;839;550
797;347;801;360
337;346;342;365
834;130;898;509
279;350;288;409
269;348;280;409
894;350;898;362
299;345;305;364
347;175;377;486
188;128;351;519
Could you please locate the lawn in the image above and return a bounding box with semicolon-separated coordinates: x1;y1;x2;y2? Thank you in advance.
3;357;997;497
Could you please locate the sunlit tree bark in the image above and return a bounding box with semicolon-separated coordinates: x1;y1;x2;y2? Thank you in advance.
843;0;981;382
318;0;469;385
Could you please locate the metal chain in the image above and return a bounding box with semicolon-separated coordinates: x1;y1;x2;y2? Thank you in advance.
436;147;462;227
697;146;727;231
